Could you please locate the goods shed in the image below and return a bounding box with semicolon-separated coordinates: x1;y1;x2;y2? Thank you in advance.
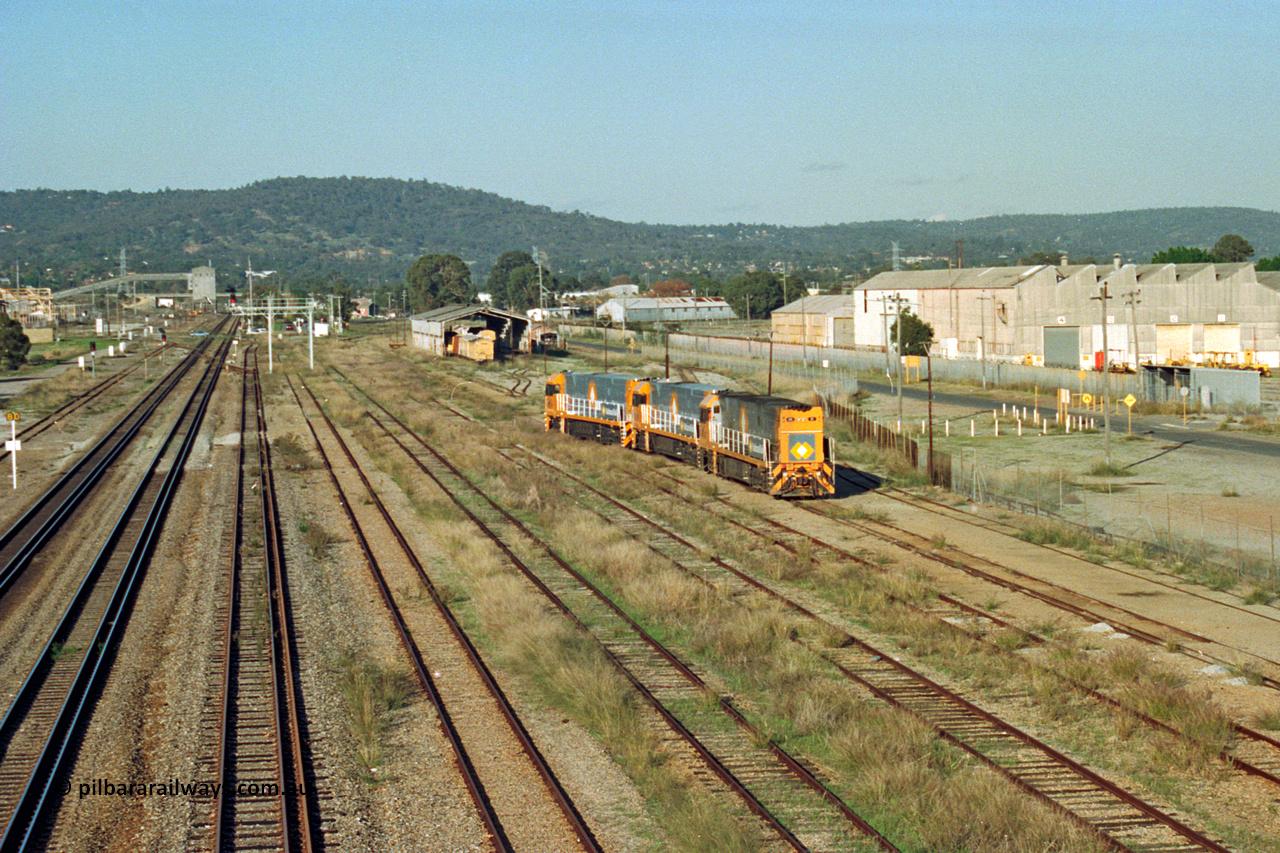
411;304;531;358
596;296;736;325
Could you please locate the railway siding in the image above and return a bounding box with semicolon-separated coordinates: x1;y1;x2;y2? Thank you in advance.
488;437;1239;853
359;405;895;853
289;376;602;853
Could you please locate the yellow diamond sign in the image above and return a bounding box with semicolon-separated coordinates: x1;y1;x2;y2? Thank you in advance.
791;441;814;460
1123;394;1137;408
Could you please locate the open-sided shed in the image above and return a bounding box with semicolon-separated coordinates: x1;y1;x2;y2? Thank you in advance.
410;304;531;358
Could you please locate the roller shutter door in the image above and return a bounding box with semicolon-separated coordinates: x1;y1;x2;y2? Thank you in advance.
1156;324;1193;363
1043;326;1080;368
1203;324;1241;354
832;318;855;348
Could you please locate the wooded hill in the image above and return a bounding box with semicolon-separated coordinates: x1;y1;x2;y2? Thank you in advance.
1;176;1277;291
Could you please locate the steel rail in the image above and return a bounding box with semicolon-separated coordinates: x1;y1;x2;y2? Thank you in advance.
0;350;153;465
328;374;852;852
835;467;1280;688
209;343;249;850
507;440;1236;853
0;330;228;742
0;326;234;850
363;404;897;853
671;467;1280;788
291;376;602;853
257;355;318;851
282;377;515;853
0;322;228;599
210;344;316;851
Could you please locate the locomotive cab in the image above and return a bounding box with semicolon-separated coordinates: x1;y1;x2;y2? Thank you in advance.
704;393;836;497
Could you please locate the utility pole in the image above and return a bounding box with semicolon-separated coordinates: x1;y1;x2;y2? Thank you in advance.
896;299;904;430
976;293;991;389
801;286;808;366
1123;287;1142;383
927;352;935;484
880;294;893;382
882;293;908;431
768;331;774;395
1091;283;1112;466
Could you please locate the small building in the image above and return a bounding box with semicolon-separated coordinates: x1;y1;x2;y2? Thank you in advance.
596;296;736;325
411;304;531;357
771;294;857;347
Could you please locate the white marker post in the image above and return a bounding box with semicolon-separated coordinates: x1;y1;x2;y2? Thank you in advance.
5;412;20;489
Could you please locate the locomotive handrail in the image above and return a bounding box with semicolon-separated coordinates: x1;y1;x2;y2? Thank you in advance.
558;393;622;421
640;404;698;437
710;421;770;460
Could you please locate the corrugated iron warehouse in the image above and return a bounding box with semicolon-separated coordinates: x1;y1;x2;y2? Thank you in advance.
772;259;1280;370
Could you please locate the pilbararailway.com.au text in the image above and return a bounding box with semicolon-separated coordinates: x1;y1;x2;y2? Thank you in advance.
67;779;304;799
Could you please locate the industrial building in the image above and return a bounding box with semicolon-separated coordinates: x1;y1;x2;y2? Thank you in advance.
596;296;737;325
772;258;1280;370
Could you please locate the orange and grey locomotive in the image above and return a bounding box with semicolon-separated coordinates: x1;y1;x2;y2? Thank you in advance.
545;371;835;498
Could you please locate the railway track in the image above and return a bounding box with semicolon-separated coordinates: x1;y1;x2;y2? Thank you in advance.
635;464;1280;790
334;381;899;852
833;467;1280;682
0;324;234;850
288;374;601;853
0;346;161;467
822;464;1280;691
185;345;320;851
524;445;1240;851
0;334;222;603
416;394;1237;852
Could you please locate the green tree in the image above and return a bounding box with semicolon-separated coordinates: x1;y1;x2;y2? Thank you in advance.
1151;245;1215;264
1212;233;1254;262
405;253;471;312
487;250;554;310
889;310;934;356
0;314;31;370
720;271;784;319
1019;250;1065;266
486;250;533;307
505;265;550;311
1256;253;1280;272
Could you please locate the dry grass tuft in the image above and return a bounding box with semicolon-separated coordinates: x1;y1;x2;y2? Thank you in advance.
272;432;316;469
334;652;414;782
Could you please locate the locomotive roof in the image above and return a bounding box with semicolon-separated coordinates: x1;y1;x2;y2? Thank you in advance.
652;379;723;393
718;391;814;409
560;370;648;381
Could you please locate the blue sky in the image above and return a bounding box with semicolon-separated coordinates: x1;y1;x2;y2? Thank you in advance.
2;1;1276;226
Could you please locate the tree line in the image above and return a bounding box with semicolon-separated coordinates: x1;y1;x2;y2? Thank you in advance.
403;249;840;318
